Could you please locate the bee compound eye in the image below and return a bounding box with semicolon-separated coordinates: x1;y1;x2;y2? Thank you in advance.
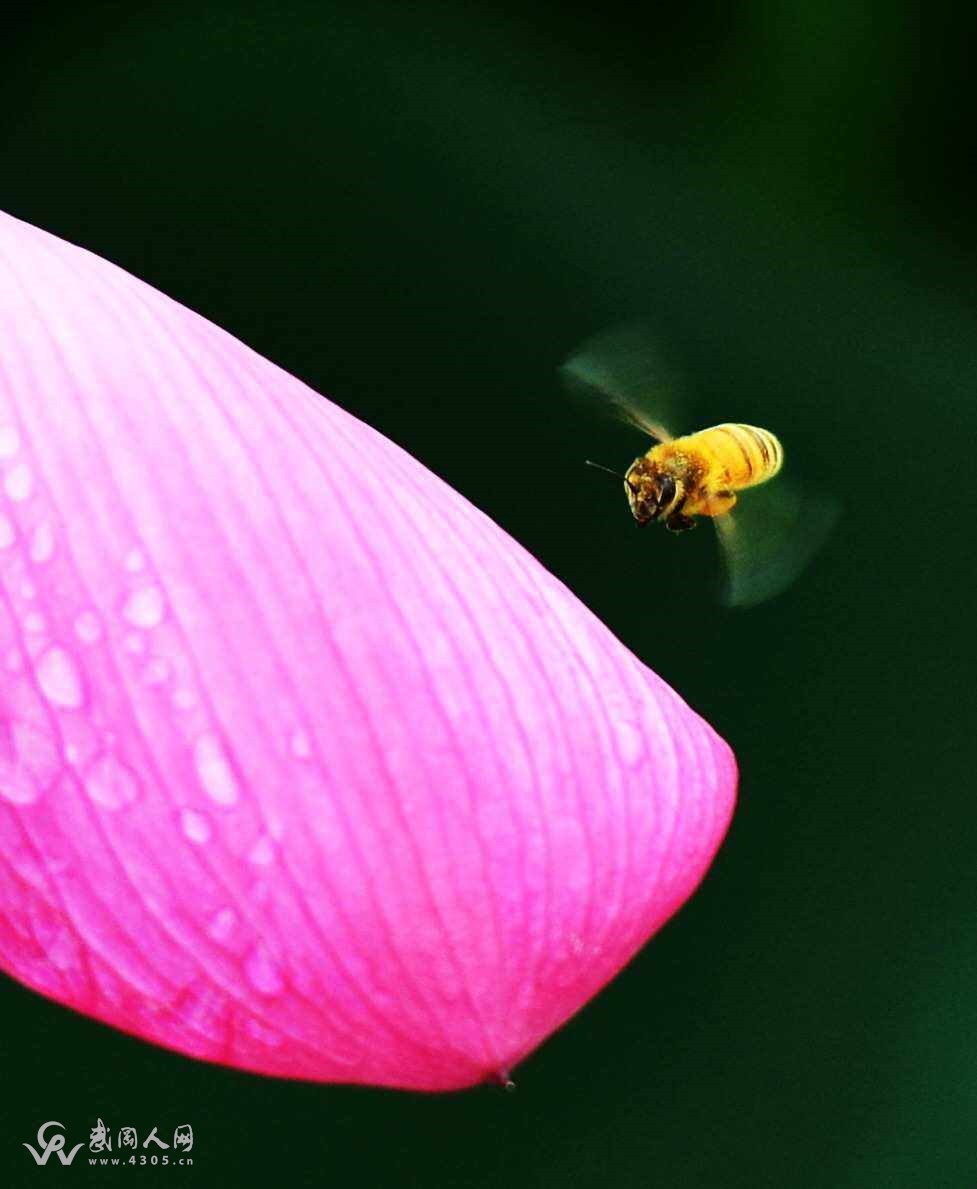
657;475;676;509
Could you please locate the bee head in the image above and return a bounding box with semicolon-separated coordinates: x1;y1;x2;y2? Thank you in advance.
585;456;685;526
624;458;679;525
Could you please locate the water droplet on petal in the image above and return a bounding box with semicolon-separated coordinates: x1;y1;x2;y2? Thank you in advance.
208;907;238;943
46;925;81;971
24;611;46;634
74;609;103;644
4;462;33;502
0;765;40;805
245;942;285;994
36;646;84;708
194;734;240;806
614;720;644;766
29;521;55;563
122;585;165;629
0;516;15;549
142;657;171;686
290;729;311;759
61;717;98;769
124;549;145;573
248;835;274;866
84;753;141;810
173;980;228;1046
0;425;20;458
244;1016;283;1048
0;719;60;805
172;688;196;711
180;808;212;844
325;1039;364;1069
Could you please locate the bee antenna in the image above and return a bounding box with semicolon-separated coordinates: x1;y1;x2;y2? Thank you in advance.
585;459;626;480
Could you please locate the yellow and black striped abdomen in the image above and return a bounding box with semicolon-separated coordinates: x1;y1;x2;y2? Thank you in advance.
689;423;783;491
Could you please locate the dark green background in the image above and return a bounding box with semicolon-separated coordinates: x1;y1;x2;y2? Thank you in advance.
3;3;977;1186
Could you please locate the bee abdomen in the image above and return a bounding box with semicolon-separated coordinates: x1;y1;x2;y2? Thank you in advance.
709;423;783;489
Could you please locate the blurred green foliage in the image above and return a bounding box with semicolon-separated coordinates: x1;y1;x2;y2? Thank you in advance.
2;3;976;1186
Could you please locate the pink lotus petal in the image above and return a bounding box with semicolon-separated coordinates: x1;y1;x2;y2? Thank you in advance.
0;210;736;1091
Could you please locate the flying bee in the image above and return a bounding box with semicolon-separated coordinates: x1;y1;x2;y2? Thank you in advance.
562;324;838;607
618;422;784;533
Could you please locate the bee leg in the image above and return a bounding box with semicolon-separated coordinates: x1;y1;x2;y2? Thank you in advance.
664;513;696;533
705;490;737;516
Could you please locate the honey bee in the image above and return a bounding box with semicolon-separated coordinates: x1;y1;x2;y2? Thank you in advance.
562;324;837;607
617;422;783;533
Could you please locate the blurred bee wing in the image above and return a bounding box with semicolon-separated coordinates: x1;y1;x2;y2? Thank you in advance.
560;322;680;442
713;481;840;608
